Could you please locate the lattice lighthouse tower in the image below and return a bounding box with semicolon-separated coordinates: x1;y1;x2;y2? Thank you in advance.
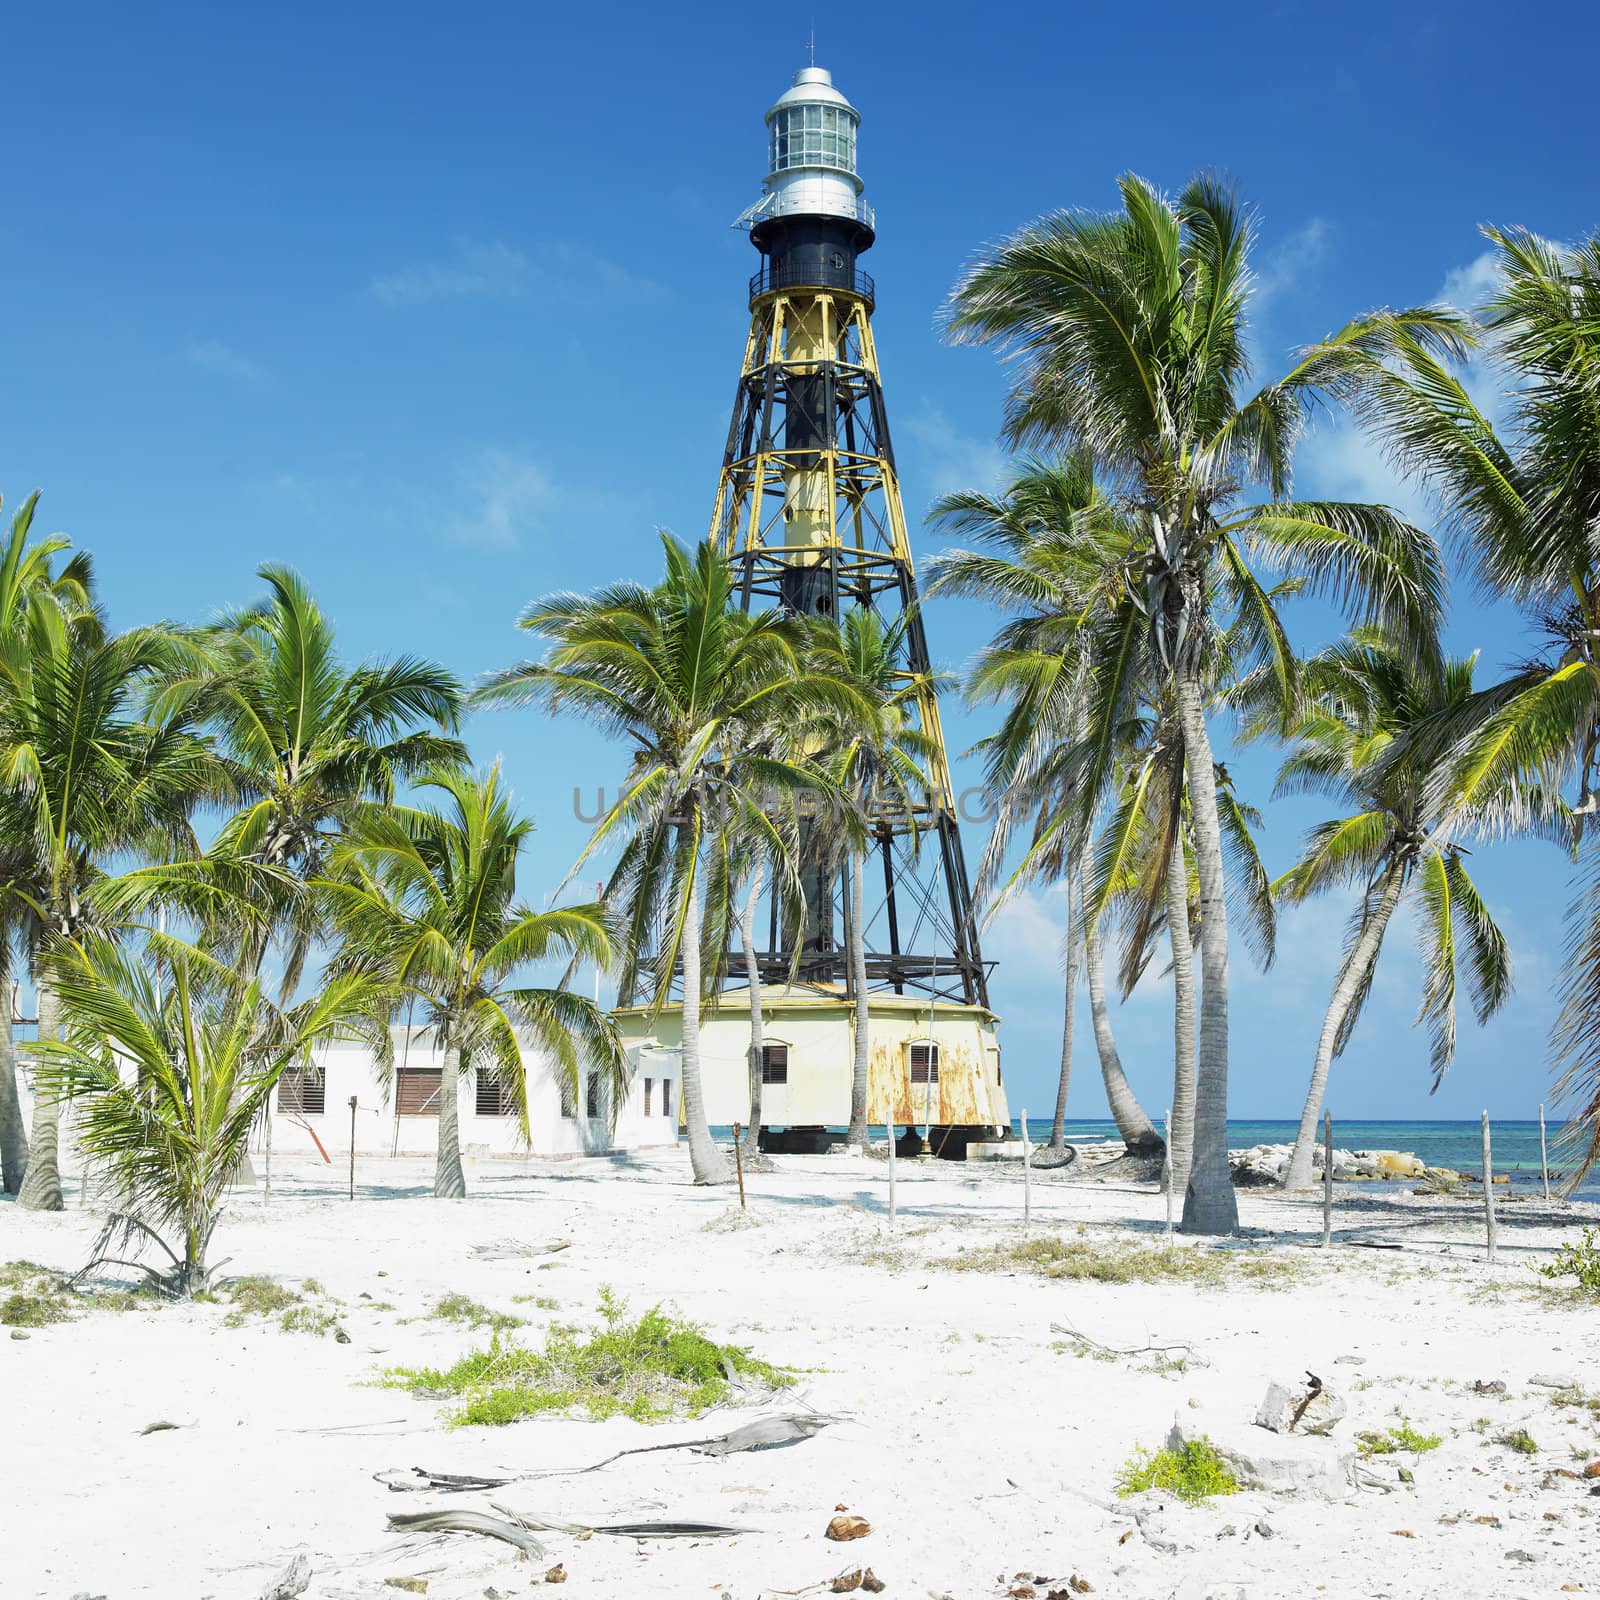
615;67;1008;1154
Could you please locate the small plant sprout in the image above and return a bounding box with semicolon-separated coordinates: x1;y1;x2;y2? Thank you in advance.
1115;1438;1240;1504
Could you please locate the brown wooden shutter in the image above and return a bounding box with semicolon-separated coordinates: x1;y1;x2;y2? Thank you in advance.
644;1077;654;1116
277;1067;326;1115
910;1043;940;1084
396;1067;442;1116
475;1071;514;1116
760;1044;789;1084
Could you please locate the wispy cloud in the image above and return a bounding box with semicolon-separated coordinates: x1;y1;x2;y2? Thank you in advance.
901;405;1009;504
370;238;666;308
443;448;555;552
186;337;266;383
1254;216;1332;309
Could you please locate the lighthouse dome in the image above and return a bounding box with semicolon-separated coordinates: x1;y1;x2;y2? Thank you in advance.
756;66;872;232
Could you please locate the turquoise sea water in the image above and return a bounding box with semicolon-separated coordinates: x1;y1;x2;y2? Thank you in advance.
716;1117;1600;1203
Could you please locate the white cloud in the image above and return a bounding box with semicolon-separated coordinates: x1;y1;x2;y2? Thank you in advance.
1255;217;1332;308
1439;250;1499;314
370;238;665;308
900;405;1009;503
187;338;266;383
443;448;555;552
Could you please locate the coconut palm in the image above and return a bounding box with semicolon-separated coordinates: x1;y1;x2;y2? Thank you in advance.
320;764;625;1199
928;456;1167;1158
0;491;98;1193
31;931;387;1294
3;621;219;1211
1268;636;1517;1188
1335;226;1600;1181
475;537;860;1185
806;611;941;1149
946;177;1458;1231
146;564;465;994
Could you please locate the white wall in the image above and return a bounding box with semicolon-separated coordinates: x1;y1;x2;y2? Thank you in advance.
263;1029;680;1160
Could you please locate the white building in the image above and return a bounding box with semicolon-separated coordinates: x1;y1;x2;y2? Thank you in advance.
257;1028;681;1162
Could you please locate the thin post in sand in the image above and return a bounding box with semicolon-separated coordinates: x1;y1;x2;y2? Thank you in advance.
1539;1102;1551;1204
1020;1108;1031;1230
1322;1111;1333;1249
1481;1110;1497;1264
1163;1106;1173;1247
732;1122;747;1210
348;1096;357;1201
886;1110;897;1227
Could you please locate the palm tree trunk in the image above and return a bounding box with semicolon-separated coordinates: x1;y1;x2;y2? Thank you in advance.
1048;867;1079;1149
0;1007;28;1195
433;1031;467;1198
679;844;730;1185
17;979;64;1211
1175;674;1238;1235
1282;862;1408;1189
846;849;870;1148
1084;904;1162;1155
738;864;764;1160
1166;828;1198;1197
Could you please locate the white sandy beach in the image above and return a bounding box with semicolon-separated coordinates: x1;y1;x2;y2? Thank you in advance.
6;1150;1598;1600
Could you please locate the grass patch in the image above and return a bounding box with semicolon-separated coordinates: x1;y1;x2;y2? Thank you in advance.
1116;1438;1239;1504
428;1293;524;1332
385;1286;794;1427
0;1261;74;1327
221;1275;344;1338
511;1294;559;1311
1358;1420;1443;1456
1499;1428;1539;1455
1537;1227;1600;1296
941;1235;1291;1286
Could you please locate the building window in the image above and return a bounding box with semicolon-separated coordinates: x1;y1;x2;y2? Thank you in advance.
910;1043;940;1085
769;104;857;174
559;1077;576;1119
277;1067;325;1115
475;1070;515;1117
662;1078;673;1121
644;1078;654;1116
760;1044;789;1084
585;1073;600;1119
396;1067;442;1117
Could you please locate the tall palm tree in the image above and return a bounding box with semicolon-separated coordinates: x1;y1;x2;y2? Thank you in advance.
1268;636;1516;1188
321;764;625;1199
150;564;465;994
3;621;218;1211
31;931;387;1293
946;177;1458;1231
475;536;862;1185
806;611;940;1149
928;457;1167;1157
0;491;98;1194
1336;226;1600;1182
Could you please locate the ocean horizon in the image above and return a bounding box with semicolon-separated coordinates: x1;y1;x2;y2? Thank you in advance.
716;1117;1600;1203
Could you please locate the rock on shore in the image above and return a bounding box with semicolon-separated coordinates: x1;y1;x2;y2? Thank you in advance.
1227;1143;1464;1188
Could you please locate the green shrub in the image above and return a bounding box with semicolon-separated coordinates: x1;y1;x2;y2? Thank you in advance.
1499;1428;1538;1455
1359;1420;1442;1455
1;1291;70;1328
386;1286;794;1427
1538;1228;1600;1296
428;1292;524;1332
1115;1438;1239;1504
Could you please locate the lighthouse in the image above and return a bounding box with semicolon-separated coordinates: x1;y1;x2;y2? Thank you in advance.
616;67;1008;1156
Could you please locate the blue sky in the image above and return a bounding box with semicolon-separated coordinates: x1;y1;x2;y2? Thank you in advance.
4;2;1598;1124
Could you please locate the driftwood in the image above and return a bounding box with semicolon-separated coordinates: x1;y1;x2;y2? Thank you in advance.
489;1502;750;1538
1050;1322;1193;1361
523;1413;838;1478
376;1467;518;1493
385;1508;546;1559
469;1238;571;1261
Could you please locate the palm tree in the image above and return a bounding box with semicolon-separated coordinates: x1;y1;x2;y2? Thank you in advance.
3;621;218;1211
928;457;1167;1157
1336;226;1600;1182
0;491;97;1194
1267;635;1516;1188
806;611;940;1149
320;764;625;1199
946;177;1458;1231
475;537;860;1185
31;931;386;1293
150;564;465;995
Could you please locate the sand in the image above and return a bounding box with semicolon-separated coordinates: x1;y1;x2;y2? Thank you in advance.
5;1149;1598;1600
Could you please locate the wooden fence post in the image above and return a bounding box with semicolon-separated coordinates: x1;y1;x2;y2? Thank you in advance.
1323;1111;1334;1249
1482;1111;1497;1264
